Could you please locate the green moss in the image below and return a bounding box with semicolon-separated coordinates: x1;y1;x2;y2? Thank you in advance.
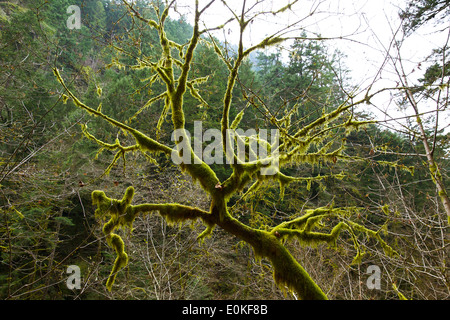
91;187;136;290
182;160;220;194
255;230;328;299
61;94;69;104
196;223;215;244
392;283;409;300
269;206;397;271
429;162;442;181
381;204;390;216
375;160;415;176
54;68;173;160
344;119;375;134
91;187;214;290
230;109;245;130
106;234;129;291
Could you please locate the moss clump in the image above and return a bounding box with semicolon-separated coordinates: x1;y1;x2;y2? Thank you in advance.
92;186;135;291
91;186;214;290
105;234;129;291
248;229;328;300
270;206;398;269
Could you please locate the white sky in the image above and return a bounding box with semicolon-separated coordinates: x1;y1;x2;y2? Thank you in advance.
169;0;449;133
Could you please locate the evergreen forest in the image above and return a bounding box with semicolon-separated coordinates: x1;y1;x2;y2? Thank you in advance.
0;0;449;300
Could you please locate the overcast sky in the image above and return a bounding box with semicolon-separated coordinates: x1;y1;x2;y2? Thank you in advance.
169;0;449;131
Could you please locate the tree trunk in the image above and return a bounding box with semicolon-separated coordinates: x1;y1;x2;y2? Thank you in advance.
217;213;328;300
405;88;450;224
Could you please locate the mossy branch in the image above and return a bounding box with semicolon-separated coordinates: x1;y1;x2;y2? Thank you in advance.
81;124;143;177
122;0;160;30
53;68;173;158
271;206;399;265
187;77;210;108
217;88;383;202
92;186;214;290
212;213;328;300
129;91;168;123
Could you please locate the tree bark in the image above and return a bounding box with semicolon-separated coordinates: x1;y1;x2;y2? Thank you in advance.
216;210;328;300
405;88;450;224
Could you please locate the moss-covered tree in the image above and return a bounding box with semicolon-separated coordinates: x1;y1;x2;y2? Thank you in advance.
53;0;400;299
